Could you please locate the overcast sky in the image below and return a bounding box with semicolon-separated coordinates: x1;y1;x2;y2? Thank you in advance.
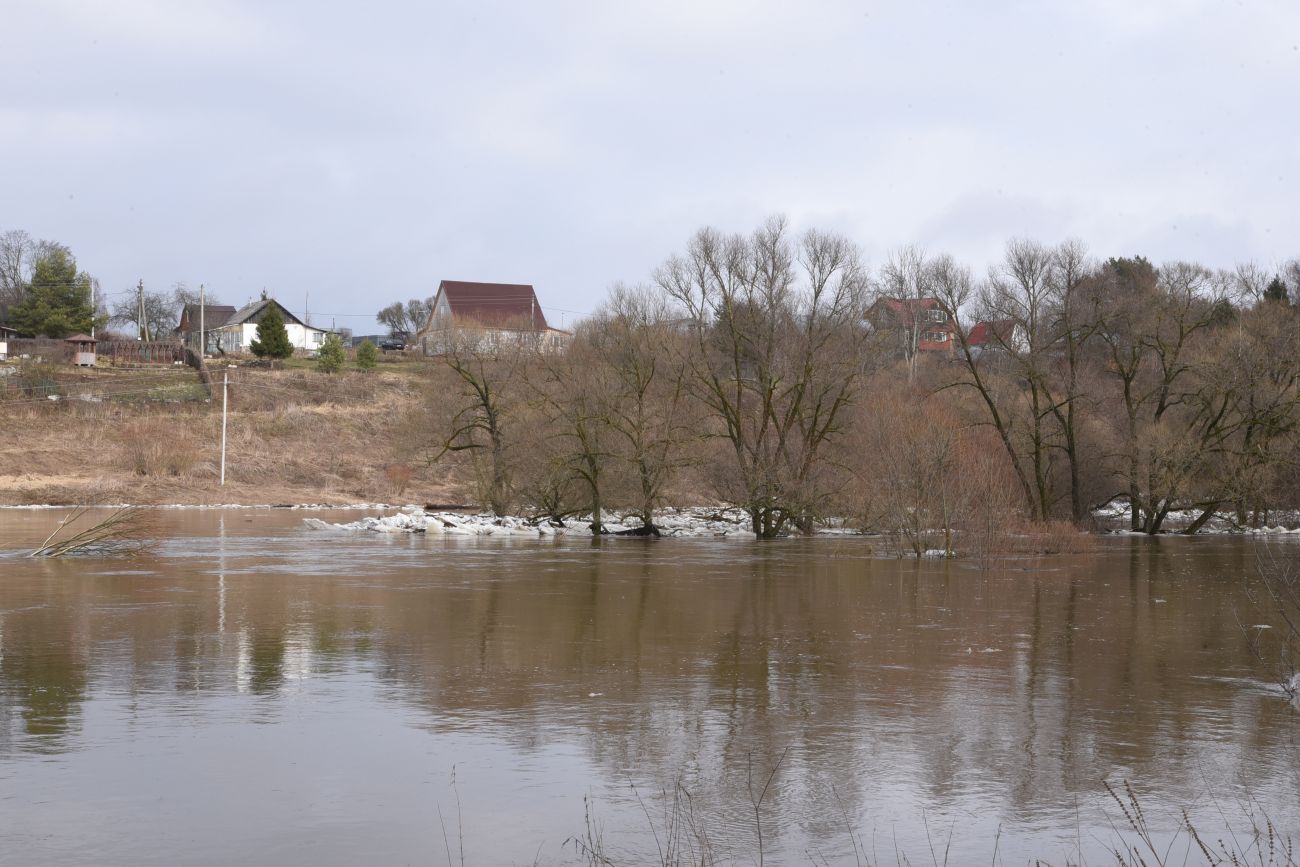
3;0;1297;332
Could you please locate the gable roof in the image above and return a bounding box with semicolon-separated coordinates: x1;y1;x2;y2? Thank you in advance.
436;280;549;331
178;303;237;332
222;298;307;329
967;319;1019;347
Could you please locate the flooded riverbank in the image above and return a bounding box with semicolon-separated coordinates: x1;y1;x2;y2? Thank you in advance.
1;508;1297;865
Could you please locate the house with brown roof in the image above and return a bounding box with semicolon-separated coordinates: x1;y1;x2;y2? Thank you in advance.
419;280;569;354
176;303;237;354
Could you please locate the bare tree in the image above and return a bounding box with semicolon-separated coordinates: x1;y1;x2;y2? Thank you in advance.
423;323;532;515
111;286;176;341
656;217;870;538
878;245;937;382
377;296;435;337
585;285;695;532
530;328;621;533
933;254;1042;519
0;229;35;310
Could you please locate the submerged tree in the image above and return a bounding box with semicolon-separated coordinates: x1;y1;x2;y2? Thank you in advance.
656;216;872;538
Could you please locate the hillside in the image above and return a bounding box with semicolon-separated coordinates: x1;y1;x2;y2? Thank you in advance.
0;357;462;506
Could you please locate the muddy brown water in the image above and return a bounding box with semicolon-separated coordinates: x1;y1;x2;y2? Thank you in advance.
0;508;1297;866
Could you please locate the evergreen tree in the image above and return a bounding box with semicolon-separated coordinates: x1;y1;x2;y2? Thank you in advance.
355;338;378;370
249;306;294;360
316;332;346;373
1264;276;1290;306
9;247;97;337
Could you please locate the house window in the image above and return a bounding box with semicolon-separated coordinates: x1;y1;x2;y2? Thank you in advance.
924;330;948;343
926;308;947;323
312;331;323;345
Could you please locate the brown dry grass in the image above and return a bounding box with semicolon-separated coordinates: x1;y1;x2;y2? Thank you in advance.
0;364;463;506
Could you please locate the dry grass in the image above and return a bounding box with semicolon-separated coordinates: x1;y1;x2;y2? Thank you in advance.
0;365;461;505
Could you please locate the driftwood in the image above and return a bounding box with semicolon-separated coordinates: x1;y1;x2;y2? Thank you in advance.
610;524;661;537
29;506;154;557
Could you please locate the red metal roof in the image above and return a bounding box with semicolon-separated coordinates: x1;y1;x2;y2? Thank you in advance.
967;319;1018;346
436;281;549;330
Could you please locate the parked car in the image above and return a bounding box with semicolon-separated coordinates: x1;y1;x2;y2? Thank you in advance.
379;337;406;351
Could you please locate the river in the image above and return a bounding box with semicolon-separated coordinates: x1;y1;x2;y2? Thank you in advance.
0;508;1297;865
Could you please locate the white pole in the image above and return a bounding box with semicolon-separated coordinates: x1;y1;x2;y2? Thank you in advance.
220;370;228;486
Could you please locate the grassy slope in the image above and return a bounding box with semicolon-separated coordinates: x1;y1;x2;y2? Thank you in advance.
0;357;463;506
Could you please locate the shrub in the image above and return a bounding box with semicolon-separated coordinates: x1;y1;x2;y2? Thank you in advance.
316;333;346;373
356;338;378;370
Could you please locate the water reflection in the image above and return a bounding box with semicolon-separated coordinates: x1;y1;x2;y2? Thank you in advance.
0;510;1296;865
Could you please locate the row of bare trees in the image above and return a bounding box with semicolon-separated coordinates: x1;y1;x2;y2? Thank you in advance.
413;218;1300;543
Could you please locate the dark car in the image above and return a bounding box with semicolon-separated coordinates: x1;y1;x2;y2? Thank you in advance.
378;338;406;351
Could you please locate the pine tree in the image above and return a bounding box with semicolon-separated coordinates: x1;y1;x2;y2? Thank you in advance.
1264;276;1290;306
355;338;378;370
10;247;97;337
316;333;346;373
250;306;294;361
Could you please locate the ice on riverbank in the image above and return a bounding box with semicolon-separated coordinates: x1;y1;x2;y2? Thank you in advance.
304;507;763;538
1092;501;1300;535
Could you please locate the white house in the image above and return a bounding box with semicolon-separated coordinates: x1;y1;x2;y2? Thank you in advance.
214;298;331;354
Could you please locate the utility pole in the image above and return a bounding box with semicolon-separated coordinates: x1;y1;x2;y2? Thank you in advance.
199;283;205;357
220;369;228;486
91;280;97;339
137;279;148;341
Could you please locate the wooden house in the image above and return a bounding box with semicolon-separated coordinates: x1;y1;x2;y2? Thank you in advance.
866;297;957;357
176;304;236;354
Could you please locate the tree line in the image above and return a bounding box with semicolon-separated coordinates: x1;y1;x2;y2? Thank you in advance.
2;228;221;340
417;217;1300;545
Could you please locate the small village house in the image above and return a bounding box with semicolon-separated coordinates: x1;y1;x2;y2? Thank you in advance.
966;319;1029;357
176;303;237;354
0;323;15;360
211;297;332;355
865;296;957;358
419;280;570;354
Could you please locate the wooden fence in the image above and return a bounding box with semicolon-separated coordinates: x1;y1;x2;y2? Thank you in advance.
97;340;188;366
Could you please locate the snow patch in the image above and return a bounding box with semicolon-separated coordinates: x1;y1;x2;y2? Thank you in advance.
305;507;765;538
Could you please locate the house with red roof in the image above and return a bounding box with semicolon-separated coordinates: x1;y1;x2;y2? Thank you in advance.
419;280;569;354
865;296;957;358
966;319;1028;357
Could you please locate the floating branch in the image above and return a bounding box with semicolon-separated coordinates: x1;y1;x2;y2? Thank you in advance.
29;506;155;558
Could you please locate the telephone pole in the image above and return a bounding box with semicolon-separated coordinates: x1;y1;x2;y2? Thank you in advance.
199;283;205;356
137;279;148;341
220;370;228;486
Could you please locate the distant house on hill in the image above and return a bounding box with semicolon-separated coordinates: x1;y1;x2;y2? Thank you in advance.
176;303;237;353
966;319;1029;357
419;280;569;354
866;297;956;358
211;297;331;355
